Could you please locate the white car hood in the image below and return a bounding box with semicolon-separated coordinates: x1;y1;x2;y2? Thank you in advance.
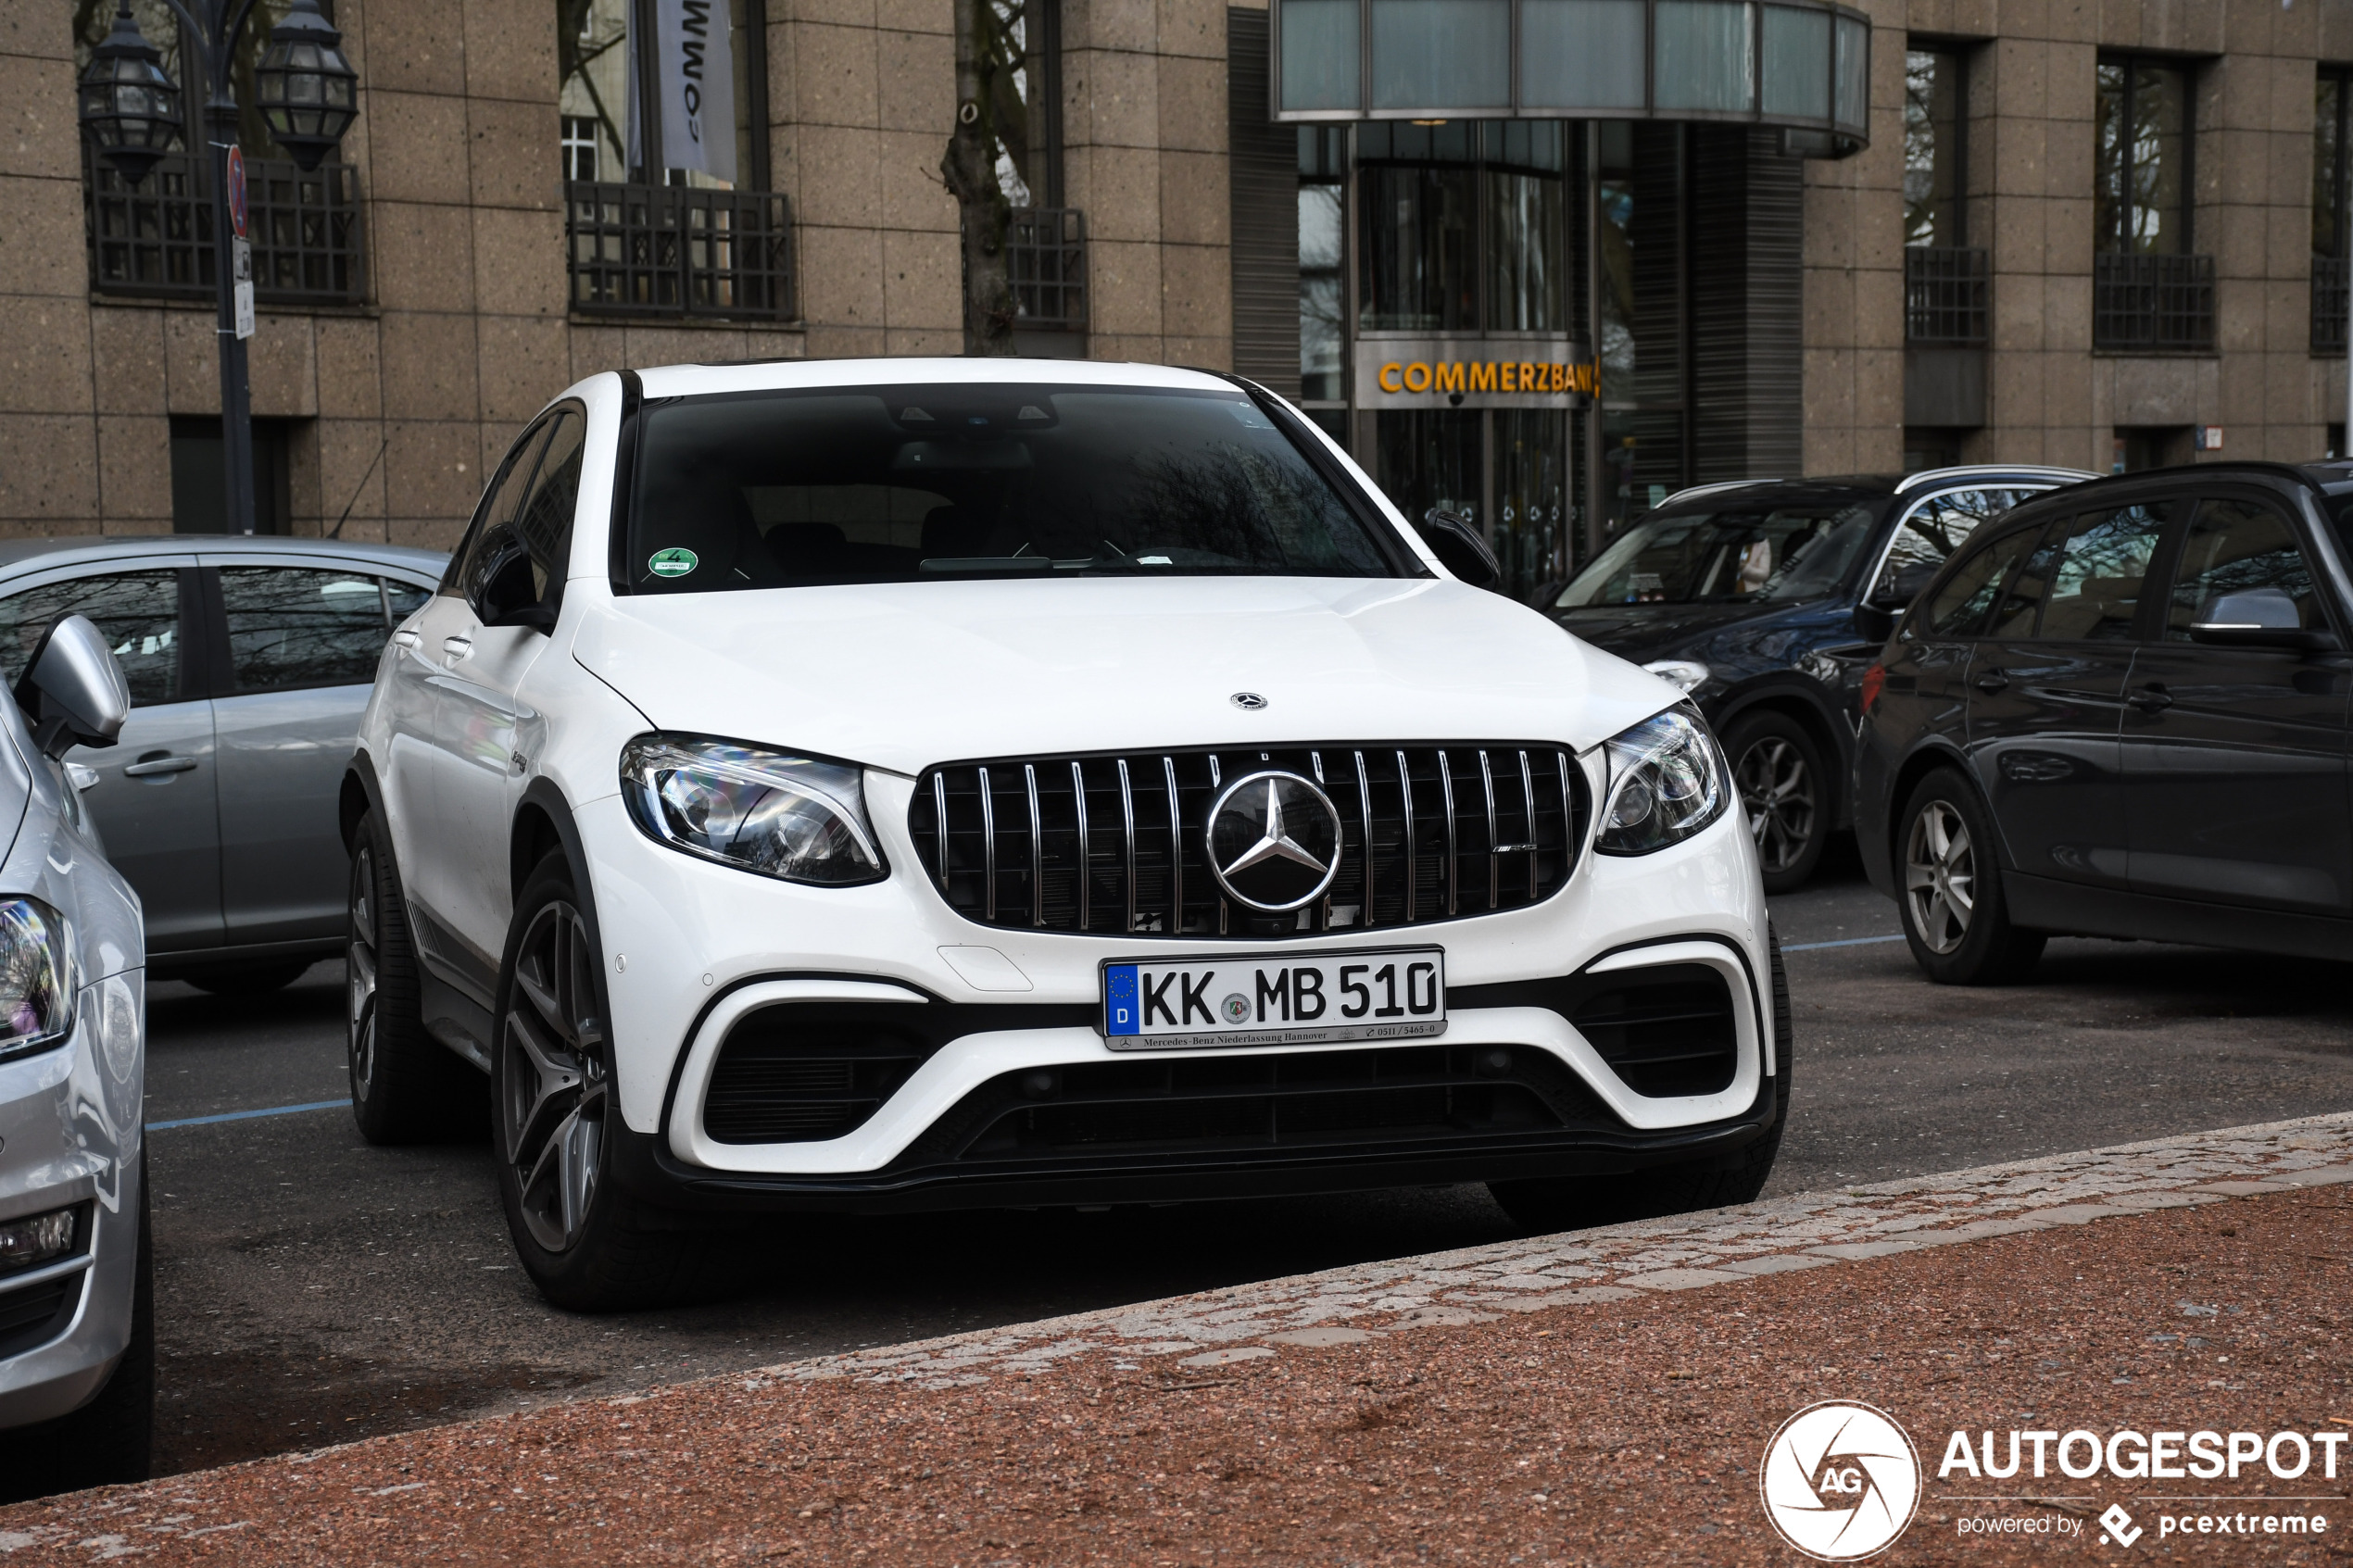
571;576;1679;776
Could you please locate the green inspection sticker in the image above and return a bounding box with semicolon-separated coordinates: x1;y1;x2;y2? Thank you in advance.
648;547;698;579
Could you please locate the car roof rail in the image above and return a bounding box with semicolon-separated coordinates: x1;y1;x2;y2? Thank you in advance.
1897;463;2102;491
1655;479;1780;508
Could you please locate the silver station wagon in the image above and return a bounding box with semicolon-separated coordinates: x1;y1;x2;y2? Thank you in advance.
0;538;446;992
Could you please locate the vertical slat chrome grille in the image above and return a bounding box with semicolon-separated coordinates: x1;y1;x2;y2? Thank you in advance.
977;765;997;922
910;743;1588;938
1072;760;1090;932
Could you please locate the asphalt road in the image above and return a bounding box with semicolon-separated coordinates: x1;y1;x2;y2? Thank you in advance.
136;845;2353;1478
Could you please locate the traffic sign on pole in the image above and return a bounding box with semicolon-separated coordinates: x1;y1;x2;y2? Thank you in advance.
226;144;246;239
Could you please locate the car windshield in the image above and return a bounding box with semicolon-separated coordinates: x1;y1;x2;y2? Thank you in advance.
1554;502;1879;608
623;383;1402;592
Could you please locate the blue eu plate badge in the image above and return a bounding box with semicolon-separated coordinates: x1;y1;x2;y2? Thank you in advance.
1104;965;1140;1037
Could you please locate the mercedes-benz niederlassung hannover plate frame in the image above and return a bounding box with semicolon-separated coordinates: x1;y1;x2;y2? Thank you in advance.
1099;947;1446;1050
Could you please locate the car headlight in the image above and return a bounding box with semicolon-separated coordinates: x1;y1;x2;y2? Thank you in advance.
0;898;72;1061
1596;706;1730;855
1641;659;1711;694
620;736;887;886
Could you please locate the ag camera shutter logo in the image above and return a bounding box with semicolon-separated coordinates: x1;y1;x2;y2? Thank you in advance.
1759;1401;1923;1561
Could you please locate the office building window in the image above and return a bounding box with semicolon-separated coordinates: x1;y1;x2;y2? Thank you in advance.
561;115;601;182
1904;47;1966;246
1299;128;1346;405
559;0;769;189
2095;56;2192;255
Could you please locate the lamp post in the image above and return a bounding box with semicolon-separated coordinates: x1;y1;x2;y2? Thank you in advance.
80;0;357;535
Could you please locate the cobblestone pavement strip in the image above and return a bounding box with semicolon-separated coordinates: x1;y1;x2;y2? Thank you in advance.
5;1110;2353;1562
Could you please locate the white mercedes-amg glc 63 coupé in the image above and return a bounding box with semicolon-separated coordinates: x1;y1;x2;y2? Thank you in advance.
341;358;1786;1310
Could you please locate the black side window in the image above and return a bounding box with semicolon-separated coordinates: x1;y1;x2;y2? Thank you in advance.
462;407;584;618
446;420;553;595
2032;501;2171;639
217;567;403;694
511;410;585;604
1878;487;2032;599
2164;498;2323;638
1916;522;2041;638
0;571;183;707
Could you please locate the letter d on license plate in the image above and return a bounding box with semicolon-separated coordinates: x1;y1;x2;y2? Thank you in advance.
1099;947;1445;1050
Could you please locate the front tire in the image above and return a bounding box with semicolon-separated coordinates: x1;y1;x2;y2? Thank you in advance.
494;853;723;1311
1894;768;2045;985
1488;929;1793;1233
1724;710;1827;895
347;809;482;1144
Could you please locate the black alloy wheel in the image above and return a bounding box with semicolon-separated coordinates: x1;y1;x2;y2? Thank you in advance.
492;853;729;1311
499;896;609;1256
1724;711;1827;894
347;809;482;1144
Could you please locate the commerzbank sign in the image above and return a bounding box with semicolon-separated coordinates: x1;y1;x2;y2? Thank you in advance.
1353;337;1595;411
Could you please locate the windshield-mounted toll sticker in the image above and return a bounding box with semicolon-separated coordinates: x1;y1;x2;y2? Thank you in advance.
648;547;698;579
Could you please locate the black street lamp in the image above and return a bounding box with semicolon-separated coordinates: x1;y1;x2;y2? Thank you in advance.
255;0;359;172
77;1;360;535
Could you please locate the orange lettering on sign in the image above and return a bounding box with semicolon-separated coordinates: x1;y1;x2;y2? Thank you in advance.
1379;362;1404;394
1403;362;1432;393
1499;363;1516;393
1435;362;1465;394
1468;362;1497;393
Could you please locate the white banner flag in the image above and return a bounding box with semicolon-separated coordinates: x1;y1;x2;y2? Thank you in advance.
626;0;736;183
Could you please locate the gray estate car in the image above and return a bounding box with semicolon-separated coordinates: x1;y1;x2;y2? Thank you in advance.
0;537;446;990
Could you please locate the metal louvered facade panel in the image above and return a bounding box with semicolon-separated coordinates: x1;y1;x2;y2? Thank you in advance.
1228;7;1302;397
910;745;1590;939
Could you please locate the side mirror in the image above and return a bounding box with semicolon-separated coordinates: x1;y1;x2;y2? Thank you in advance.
467;525;558;633
1856;560;1941;646
1416;509;1502;590
14;615;130;760
2190;587;2338;650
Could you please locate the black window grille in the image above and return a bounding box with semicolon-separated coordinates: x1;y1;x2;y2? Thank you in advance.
2317;255;2350;354
83;147;363;307
564;181;795;321
1905;245;1988;344
2092;252;2215;352
1007;207;1087;332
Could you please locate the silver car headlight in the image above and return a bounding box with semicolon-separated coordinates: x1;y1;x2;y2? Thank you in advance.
0;898;72;1062
1595;706;1730;856
621;735;887;886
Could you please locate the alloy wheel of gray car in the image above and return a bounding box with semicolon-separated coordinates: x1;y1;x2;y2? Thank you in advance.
346;847;380;1101
1736;735;1815;875
499;898;609;1255
1904;798;1974;954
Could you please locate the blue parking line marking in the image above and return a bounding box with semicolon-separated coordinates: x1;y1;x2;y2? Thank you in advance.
145;1099;346;1132
1781;933;1906;953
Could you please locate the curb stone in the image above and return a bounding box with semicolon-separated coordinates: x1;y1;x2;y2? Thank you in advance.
742;1110;2353;1394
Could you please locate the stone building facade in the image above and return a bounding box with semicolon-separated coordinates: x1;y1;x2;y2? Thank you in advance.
9;0;2353;573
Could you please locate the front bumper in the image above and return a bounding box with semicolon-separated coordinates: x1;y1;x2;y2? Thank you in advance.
582;760;1774;1210
0;973;145;1432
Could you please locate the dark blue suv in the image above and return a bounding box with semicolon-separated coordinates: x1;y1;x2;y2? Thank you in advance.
1546;464;2094;890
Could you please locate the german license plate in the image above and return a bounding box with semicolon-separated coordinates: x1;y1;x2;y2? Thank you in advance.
1099;947;1445;1050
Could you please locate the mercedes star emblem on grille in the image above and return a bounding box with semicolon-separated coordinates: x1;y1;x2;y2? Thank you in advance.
1229;692;1268;709
1205;771;1344;912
